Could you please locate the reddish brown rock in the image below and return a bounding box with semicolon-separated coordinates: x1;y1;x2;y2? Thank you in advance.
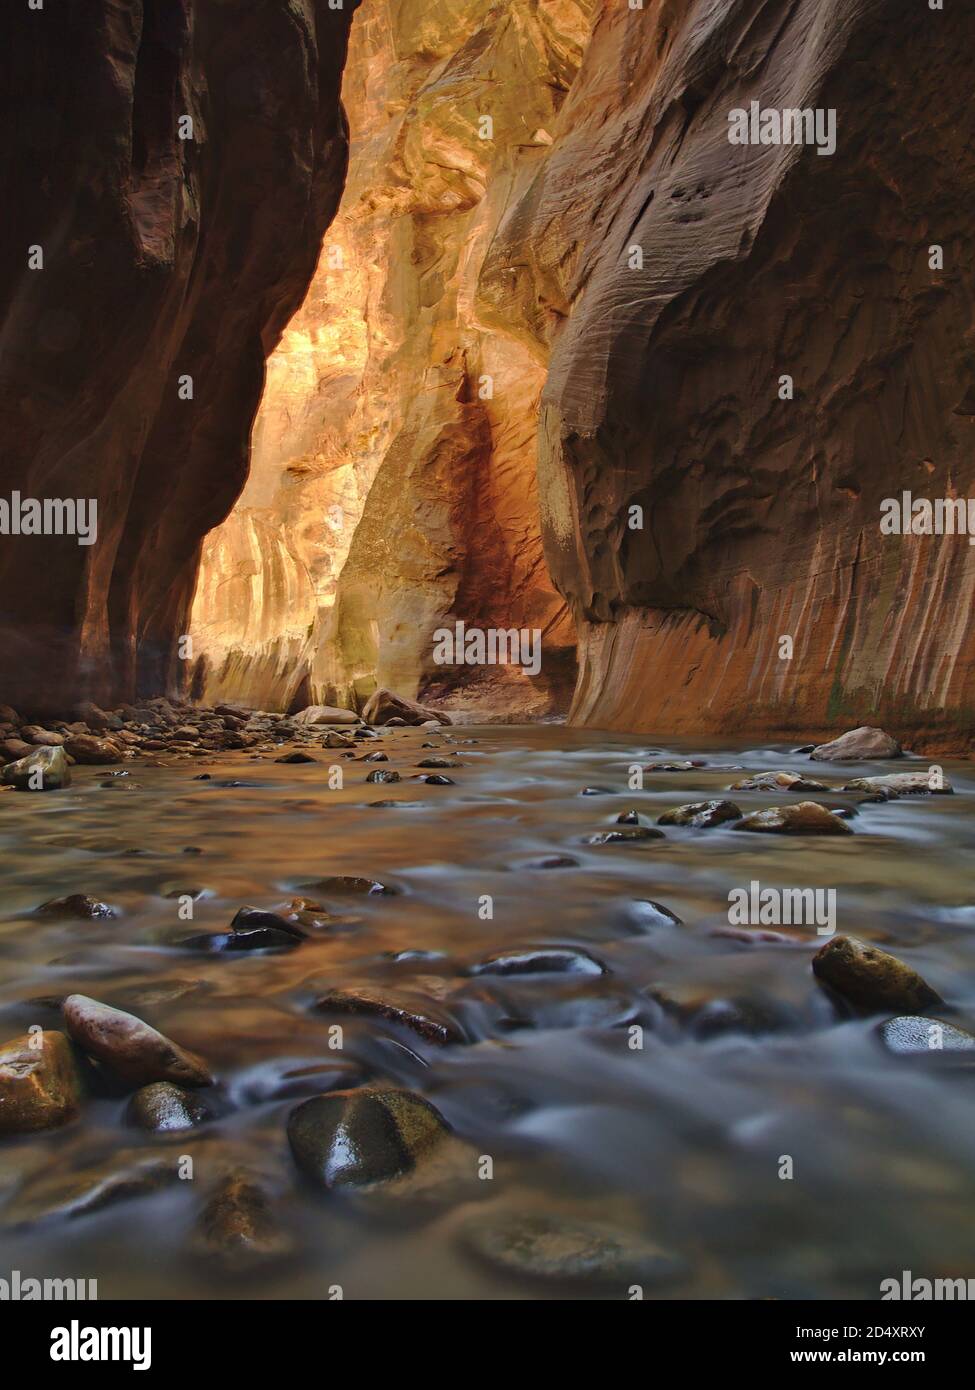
0;1030;82;1135
62;994;212;1089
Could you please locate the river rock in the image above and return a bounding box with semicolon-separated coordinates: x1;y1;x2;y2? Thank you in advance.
363;751;388;762
812;937;942;1013
1;744;71;790
730;771;830;792
843;771;953;796
0;1030;82;1135
274;749;318;764
416;757;459;768
299;875;396;896
734;801;852;835
644;759;704;771
629;900;684;929
418;773;453;785
127;1081;212;1132
287;1087;451;1189
809;726;903;761
22;726;66;746
4;1150;175;1226
293;705;360;725
459;1210;686;1289
36;894;116;920
366;768;400;783
321;730;355;748
657;799;742;828
470;947;606;978
64;734;120;765
311;987;463;1044
193;1171;293;1268
875;1015;975;1063
0;738;32;762
62;994;212;1088
583;826;665;844
361;689;451;727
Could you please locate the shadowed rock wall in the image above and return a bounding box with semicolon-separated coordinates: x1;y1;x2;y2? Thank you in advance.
0;0;357;716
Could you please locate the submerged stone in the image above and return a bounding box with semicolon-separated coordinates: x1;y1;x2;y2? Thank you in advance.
657;799;742;828
36;894;117;920
470;947;606;978
127;1081;212;1132
193;1171;293;1269
311;987;463;1044
287;1087;450;1189
583;827;665;844
876;1015;975;1062
459;1211;686;1288
812;936;941;1013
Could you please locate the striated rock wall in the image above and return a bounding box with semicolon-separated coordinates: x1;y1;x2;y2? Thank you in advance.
190;0;586;719
485;0;975;746
0;0;357;717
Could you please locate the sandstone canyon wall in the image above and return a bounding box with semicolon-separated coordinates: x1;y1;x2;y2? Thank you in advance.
189;0;586;720
483;0;975;746
0;0;357;716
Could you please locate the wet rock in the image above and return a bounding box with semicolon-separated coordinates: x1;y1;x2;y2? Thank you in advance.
579;786;615;796
36;894;116;920
459;1211;686;1289
875;1015;975;1063
470;947;606;978
690;997;784;1039
363;751;388;762
311;988;463;1045
657;799;742;828
812;936;942;1013
76;701;122;732
193;1171;293;1269
629;900;683;929
734;801;852;835
321;730;355;748
418;773;454;785
127;1081;212;1132
287;1087;451;1189
230;907;305;939
62;994;212;1088
293;705;360;725
299;875;396;896
417;757;459;769
383;949;448;965
809;726;903;761
615;809;641;824
843;772;953;796
583;827;665;844
1;744;71;790
524;854;579;869
644;760;704;772
64;734;120;765
0;1030;82;1135
274;750;318;764
361;689;451;727
730;771;830;792
4;1150;176;1226
366;768;400;784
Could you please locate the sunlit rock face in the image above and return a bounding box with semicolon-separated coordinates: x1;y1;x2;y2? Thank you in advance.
0;0;357;717
191;0;587;719
486;0;975;747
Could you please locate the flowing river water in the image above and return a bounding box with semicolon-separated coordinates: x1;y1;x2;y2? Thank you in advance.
1;723;974;1299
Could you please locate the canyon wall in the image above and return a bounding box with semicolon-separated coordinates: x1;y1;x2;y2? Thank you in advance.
190;0;585;720
483;0;975;746
0;0;357;716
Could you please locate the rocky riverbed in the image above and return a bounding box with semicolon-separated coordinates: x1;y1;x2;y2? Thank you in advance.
1;702;974;1299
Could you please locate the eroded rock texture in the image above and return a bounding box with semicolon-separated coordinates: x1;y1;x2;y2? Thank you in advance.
190;0;585;720
0;0;357;716
485;0;975;745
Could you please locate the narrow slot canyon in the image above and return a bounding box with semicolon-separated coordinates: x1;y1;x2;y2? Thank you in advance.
2;0;975;1315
